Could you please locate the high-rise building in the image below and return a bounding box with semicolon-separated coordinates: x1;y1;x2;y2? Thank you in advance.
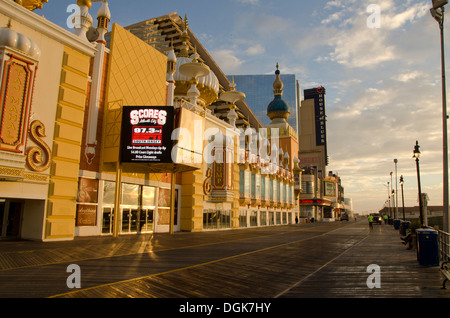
298;87;350;220
227;74;301;132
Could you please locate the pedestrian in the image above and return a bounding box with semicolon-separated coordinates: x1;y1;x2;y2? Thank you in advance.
383;214;388;224
295;216;298;224
368;214;374;230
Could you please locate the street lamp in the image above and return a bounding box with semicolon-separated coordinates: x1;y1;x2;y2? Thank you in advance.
400;175;406;221
430;0;450;233
394;159;399;219
413;141;424;227
387;181;391;218
390;172;394;218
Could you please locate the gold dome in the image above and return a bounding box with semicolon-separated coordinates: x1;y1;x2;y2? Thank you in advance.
77;0;92;9
16;0;49;11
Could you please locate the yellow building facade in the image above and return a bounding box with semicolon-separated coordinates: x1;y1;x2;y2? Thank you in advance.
0;0;95;241
0;1;301;241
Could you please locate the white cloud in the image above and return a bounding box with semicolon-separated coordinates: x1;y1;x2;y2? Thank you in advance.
245;43;265;56
210;49;245;74
381;2;429;30
393;70;424;82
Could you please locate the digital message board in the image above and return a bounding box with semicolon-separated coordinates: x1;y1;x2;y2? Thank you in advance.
120;106;174;163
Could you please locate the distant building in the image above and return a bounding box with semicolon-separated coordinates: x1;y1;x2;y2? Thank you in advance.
227;74;301;132
298;87;349;221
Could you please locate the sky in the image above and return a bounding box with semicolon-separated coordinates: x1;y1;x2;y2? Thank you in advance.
38;0;449;215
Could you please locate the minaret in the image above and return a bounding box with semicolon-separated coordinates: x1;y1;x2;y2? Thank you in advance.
220;76;245;128
74;0;94;41
166;40;177;107
267;63;291;123
179;15;190;58
84;0;111;164
96;0;111;44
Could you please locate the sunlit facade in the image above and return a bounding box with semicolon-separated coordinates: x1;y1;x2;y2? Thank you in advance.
0;1;301;241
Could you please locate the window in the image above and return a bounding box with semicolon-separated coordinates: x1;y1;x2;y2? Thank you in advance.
260;211;267;226
301;181;314;194
239;211;247;228
203;210;231;229
250;211;258;226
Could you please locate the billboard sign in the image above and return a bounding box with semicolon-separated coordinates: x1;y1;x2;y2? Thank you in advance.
120;106;174;163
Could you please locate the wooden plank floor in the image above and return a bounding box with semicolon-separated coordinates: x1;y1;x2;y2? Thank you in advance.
0;221;448;299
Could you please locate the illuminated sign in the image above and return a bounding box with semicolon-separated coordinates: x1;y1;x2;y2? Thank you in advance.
299;199;325;205
120;106;174;163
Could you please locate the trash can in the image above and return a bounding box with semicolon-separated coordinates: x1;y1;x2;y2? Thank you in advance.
399;221;410;236
416;228;440;267
394;219;401;230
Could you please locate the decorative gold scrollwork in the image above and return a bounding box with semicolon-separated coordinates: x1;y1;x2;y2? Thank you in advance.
26;120;51;172
203;168;212;195
18;0;49;11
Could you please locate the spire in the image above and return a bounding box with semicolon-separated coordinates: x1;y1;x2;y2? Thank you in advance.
97;0;111;20
267;63;290;121
178;14;191;58
166;38;177;107
96;0;110;43
273;62;284;96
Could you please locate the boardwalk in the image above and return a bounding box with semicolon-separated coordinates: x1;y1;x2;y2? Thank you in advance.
0;219;448;301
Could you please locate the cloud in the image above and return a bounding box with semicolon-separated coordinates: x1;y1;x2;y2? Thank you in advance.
193;0;443;213
245;43;265;56
210;49;245;74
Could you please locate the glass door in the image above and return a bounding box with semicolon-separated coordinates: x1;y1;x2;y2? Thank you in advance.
139;208;154;233
102;207;113;234
141;186;156;233
121;207;138;233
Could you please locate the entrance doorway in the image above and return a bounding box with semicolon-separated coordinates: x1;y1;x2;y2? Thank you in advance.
0;199;23;239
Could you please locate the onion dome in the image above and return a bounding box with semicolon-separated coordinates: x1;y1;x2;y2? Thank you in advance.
77;0;92;9
267;63;290;121
0;20;40;59
97;0;111;20
174;16;219;106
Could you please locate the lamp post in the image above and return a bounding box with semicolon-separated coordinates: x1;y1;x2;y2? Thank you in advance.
387;181;391;218
413;141;424;227
394;159;399;220
431;0;450;233
390;172;394;218
400;175;406;221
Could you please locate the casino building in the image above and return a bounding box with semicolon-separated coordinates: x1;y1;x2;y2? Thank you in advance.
0;0;301;241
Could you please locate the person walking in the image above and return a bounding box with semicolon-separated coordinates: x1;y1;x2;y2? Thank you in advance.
383;214;388;224
368;214;374;230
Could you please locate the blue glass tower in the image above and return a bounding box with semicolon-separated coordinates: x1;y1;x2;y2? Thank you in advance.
227;73;300;132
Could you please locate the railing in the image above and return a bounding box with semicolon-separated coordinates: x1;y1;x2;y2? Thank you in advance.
174;98;211;117
438;230;450;262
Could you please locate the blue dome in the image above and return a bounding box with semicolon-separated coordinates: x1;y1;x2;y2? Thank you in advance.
267;63;290;120
267;95;290;114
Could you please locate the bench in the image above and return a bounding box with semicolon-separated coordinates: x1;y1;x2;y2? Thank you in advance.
441;262;450;289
